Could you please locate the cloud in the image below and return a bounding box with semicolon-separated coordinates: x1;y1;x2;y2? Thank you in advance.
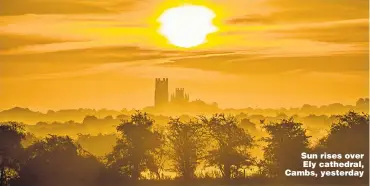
226;14;274;25
0;34;366;80
276;19;369;44
0;0;151;15
7;45;162;60
0;46;163;78
223;17;368;52
1;53;240;83
160;53;369;75
0;0;367;81
0;0;112;15
0;45;238;79
226;0;368;25
267;0;368;22
0;33;74;50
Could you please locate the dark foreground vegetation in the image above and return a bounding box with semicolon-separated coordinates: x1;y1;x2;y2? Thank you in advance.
0;111;368;186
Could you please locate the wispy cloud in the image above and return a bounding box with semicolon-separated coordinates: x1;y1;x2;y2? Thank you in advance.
0;0;111;15
0;0;368;109
266;0;368;22
0;32;73;50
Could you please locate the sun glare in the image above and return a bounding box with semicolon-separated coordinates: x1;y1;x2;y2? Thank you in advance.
158;4;218;48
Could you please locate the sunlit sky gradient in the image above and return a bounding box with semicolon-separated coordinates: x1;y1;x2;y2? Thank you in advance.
0;0;369;111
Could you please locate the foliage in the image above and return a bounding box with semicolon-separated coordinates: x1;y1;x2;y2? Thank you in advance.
0;122;25;186
106;111;163;181
200;114;255;180
166;118;207;180
0;111;368;185
318;111;369;152
315;111;369;182
260;118;310;178
12;135;104;186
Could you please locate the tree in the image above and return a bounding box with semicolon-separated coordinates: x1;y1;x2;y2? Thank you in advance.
21;132;38;148
356;98;369;108
200;114;255;180
318;111;369;153
106;111;163;181
261;118;310;178
166;118;207;180
316;111;369;182
0;122;25;186
12;135;104;186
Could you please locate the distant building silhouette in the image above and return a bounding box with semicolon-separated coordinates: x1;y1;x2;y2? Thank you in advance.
171;88;189;104
154;78;190;108
154;78;169;108
151;78;218;113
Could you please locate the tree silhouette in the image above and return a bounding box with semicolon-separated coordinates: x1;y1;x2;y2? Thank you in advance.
12;135;104;186
0;122;25;186
106;111;163;181
261;118;310;178
1;108;368;185
356;98;369;109
316;111;369;182
200;114;255;180
318;111;369;153
166;118;207;181
21;132;38;148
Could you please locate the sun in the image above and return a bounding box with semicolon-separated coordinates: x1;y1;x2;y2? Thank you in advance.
157;4;218;48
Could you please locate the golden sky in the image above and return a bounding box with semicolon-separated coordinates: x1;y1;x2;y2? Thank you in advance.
0;0;369;111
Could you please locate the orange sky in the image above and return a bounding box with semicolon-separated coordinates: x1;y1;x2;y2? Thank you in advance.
0;0;369;111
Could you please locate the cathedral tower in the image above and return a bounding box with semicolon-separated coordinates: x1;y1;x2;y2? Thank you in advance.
154;78;169;108
171;88;189;104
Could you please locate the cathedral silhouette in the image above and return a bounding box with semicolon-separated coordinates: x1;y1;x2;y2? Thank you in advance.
154;78;189;108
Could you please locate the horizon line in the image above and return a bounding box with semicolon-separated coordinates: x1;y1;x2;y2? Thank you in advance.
1;97;368;114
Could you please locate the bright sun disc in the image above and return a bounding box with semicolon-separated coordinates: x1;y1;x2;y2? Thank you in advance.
158;5;218;48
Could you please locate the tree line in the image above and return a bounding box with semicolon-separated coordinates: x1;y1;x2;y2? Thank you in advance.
0;111;368;186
